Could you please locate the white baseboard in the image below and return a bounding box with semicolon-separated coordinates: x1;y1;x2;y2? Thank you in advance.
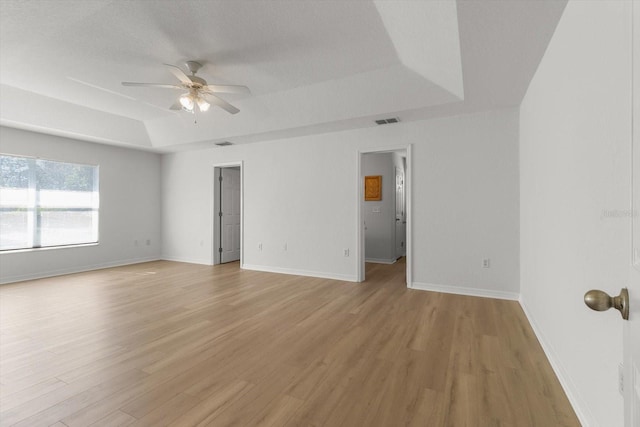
519;297;592;427
0;256;161;285
365;258;397;264
410;281;519;301
160;255;212;266
242;264;357;282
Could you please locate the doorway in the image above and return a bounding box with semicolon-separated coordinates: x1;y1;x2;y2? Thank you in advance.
213;163;243;265
357;146;412;285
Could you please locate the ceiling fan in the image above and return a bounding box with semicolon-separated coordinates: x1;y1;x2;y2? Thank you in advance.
122;61;249;115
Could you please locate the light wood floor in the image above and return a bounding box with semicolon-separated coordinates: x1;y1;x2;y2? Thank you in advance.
0;260;579;426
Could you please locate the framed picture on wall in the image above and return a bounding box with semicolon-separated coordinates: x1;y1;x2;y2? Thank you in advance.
364;175;382;201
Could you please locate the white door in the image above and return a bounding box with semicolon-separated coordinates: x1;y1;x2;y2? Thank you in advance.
395;166;406;259
626;3;640;424
220;167;241;263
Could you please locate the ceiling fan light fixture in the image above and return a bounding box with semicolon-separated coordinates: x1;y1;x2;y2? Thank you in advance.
179;93;194;111
122;61;247;115
197;97;210;112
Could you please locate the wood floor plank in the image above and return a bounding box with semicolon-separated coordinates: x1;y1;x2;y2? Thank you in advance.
130;392;201;427
166;379;255;427
0;377;67;413
0;259;579;427
250;394;304;427
87;410;136;427
3;369;148;427
196;364;301;426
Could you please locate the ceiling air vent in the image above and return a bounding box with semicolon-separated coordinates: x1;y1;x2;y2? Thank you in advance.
375;117;400;125
215;141;233;147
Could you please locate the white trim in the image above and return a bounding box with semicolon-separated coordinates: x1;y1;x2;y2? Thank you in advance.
406;144;412;287
0;256;161;285
242;263;357;282
357;150;364;282
519;297;592;427
404;144;413;287
357;144;412;286
365;258;397;264
160;255;212;266
212;162;244;266
411;281;519;301
0;242;99;254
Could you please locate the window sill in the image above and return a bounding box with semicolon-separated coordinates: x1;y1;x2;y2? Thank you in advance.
0;242;99;254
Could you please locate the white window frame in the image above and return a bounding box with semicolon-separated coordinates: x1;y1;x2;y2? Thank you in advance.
0;154;100;251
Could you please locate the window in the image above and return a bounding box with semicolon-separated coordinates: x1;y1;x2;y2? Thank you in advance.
0;154;99;251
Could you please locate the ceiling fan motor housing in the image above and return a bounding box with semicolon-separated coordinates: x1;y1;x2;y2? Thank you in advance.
185;61;203;75
184;61;206;87
188;75;206;87
121;59;245;115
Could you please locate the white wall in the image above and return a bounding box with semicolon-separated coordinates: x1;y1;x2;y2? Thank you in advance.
519;1;630;426
363;152;396;264
0;127;162;284
162;108;519;297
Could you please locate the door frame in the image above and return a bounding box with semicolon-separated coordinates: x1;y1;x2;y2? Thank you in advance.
395;162;407;259
357;144;412;285
212;162;244;266
626;1;639;423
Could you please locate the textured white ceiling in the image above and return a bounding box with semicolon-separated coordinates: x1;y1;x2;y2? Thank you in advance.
0;0;567;151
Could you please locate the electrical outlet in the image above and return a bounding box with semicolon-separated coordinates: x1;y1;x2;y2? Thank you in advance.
283;243;287;251
482;258;490;268
344;249;349;257
258;243;262;251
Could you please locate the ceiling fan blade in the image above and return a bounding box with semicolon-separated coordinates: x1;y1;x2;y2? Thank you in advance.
204;84;251;94
122;82;182;89
164;64;192;84
169;101;182;110
203;93;240;114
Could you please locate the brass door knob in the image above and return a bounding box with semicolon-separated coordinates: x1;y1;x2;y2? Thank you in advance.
584;288;629;320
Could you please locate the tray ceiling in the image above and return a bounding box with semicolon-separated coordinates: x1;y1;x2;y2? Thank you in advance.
0;0;567;152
